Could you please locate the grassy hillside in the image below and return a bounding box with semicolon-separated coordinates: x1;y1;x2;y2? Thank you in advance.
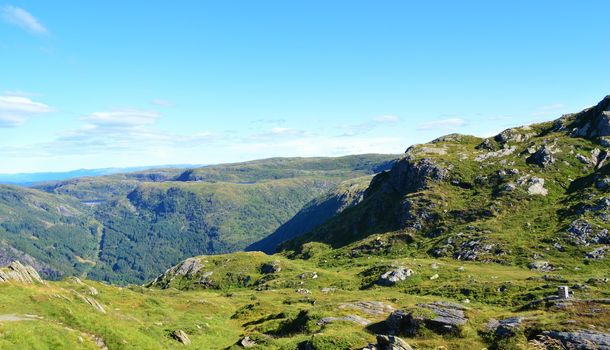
0;250;607;349
1;155;397;284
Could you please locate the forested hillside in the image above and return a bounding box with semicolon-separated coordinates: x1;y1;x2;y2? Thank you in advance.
0;155;398;284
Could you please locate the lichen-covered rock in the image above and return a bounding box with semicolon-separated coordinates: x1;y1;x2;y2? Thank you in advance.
0;261;44;284
376;267;414;286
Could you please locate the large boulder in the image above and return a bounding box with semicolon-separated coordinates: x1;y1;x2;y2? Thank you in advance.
386;302;467;336
527;146;556;167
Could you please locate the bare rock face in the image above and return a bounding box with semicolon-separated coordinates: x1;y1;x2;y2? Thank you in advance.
0;261;44;284
386;157;448;196
570;95;610;138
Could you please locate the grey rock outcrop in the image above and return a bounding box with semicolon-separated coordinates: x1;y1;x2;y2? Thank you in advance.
0;261;44;284
239;336;257;348
486;316;525;338
527;261;553;272
570;95;610;139
376;267;414;286
586;246;606;259
387;157;448;195
527;146;556;167
317;314;371;326
475;146;516;162
339;301;396;316
567;219;610;246
535;330;610;350
386;302;467;336
364;335;413;350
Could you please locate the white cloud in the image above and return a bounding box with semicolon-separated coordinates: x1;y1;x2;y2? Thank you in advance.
373;115;400;123
532;103;568;117
1;5;48;35
0;95;53;127
417;118;466;131
83;110;159;127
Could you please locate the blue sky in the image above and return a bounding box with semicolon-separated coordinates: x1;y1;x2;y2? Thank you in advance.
1;1;609;173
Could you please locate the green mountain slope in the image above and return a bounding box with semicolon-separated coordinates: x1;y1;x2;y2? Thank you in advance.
0;155;397;284
0;185;100;279
246;175;372;254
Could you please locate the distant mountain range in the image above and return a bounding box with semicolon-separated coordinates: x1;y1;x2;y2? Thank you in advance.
0;164;202;186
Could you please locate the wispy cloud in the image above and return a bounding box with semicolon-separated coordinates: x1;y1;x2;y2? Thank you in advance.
1;5;48;35
373;115;400;123
532;103;568;116
0;95;53;127
151;99;174;107
338;114;401;137
83;110;159;127
417;118;466;131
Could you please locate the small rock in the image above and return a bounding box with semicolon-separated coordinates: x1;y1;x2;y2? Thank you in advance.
376;267;414;286
373;335;413;350
239;336;257;348
586;247;607;260
528;261;554;272
430;274;439;280
527;177;548;196
172;330;191;345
